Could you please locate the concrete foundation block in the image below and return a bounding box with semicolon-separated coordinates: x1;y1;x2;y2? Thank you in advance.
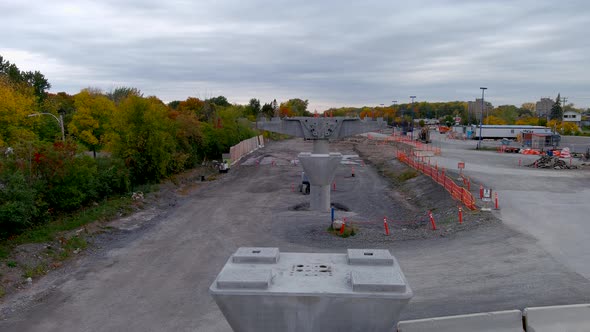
524;303;590;332
397;310;523;332
210;247;413;332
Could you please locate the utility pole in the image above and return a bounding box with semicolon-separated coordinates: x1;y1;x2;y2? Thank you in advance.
478;87;487;149
410;96;416;140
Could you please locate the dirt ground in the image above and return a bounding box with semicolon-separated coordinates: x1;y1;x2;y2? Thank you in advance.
0;164;219;300
1;137;589;332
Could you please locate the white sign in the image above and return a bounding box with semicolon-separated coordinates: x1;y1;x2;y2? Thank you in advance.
482;188;492;202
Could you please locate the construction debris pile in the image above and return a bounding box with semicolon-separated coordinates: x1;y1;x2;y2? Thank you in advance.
527;156;577;169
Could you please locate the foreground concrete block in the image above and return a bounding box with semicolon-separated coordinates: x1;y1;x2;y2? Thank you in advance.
397;310;523;332
210;247;413;332
524;303;590;332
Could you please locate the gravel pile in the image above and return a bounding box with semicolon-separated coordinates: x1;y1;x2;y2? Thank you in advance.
527;156;577;169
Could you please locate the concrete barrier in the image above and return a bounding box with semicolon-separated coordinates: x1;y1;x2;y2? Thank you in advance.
524;303;590;332
397;310;523;332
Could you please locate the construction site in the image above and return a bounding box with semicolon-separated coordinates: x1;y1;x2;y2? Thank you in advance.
1;118;590;331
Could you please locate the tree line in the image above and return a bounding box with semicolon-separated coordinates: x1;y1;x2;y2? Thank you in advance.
324;95;587;135
0;55;311;238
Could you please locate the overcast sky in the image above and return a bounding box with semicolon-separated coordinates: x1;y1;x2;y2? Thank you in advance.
2;0;589;110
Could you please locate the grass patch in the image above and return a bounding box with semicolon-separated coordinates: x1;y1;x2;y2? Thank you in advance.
23;264;46;279
0;286;5;298
0;196;134;261
11;197;133;245
396;169;419;182
0;246;8;260
6;261;17;268
327;224;357;238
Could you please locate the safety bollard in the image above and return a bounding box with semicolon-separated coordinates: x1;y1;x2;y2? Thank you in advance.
383;217;390;236
479;184;484;199
458;207;463;224
428;211;437;230
339;218;346;235
495;192;499;209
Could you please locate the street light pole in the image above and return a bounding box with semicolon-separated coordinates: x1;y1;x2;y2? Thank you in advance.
410;96;416;140
478;87;487;149
28;112;65;141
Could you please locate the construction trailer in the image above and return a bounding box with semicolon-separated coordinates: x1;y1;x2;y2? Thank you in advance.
521;132;561;150
470;125;552;140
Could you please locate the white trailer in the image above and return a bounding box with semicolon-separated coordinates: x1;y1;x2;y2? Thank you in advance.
470;125;552;140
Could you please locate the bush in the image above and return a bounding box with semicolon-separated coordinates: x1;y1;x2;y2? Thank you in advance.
33;142;99;211
0;169;36;237
96;157;130;197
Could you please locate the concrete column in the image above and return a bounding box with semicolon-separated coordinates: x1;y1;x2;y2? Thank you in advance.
312;140;329;154
309;185;330;211
298;152;342;212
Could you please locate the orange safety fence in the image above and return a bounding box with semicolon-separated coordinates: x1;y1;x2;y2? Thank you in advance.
367;133;441;155
397;151;477;210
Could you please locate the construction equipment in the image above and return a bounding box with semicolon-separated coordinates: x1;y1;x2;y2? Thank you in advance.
418;127;430;143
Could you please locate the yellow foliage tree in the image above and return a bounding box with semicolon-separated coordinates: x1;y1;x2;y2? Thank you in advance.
483;115;507;125
70;89;116;156
0;78;37;146
548;119;580;135
515;117;539;125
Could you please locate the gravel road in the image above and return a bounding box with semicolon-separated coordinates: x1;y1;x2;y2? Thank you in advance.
1;138;589;331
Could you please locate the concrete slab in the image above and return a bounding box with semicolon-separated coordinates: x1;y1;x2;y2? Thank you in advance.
524;303;590;332
397;310;523;332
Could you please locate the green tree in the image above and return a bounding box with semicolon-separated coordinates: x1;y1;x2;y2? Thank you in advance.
168;100;181;110
549;93;563;120
106;86;142;105
207;96;230;107
247;98;261;119
110;96;177;184
261;102;273;118
280;98;310;116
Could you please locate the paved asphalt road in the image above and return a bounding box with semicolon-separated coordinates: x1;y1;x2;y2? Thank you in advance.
429;132;590;280
1;138;589;331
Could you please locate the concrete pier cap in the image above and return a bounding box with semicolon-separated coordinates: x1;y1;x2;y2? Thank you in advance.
258;116;385;211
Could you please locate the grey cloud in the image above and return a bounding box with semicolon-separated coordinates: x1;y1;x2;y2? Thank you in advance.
1;0;589;108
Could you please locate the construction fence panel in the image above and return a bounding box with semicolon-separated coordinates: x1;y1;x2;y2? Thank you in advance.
229;136;264;166
397;152;477;210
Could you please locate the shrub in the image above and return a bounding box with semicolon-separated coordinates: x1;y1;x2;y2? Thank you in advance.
0;169;36;237
96;157;130;197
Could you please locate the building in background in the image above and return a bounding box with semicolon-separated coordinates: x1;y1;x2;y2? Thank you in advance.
535;98;554;119
563;110;582;127
467;98;493;122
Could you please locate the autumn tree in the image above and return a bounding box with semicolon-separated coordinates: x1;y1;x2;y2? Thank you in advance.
0;77;37;146
280;99;310;117
110;96;177;184
70;89;116;157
